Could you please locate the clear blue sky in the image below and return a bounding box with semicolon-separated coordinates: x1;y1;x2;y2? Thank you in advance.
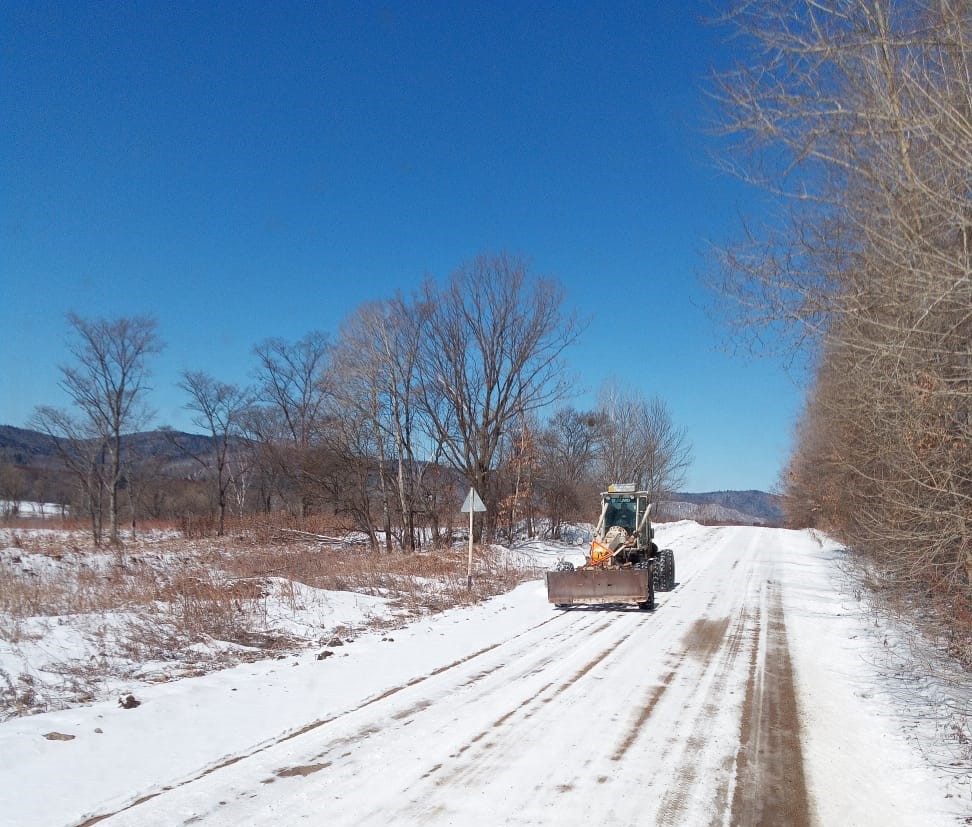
0;1;802;493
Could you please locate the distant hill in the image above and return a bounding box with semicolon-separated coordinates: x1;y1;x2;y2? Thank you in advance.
658;490;783;526
0;425;218;476
2;424;785;525
0;425;63;468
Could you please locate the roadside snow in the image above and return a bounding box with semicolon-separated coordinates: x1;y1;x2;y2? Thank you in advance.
1;529;551;718
0;580;555;827
781;530;971;825
0;523;967;827
0;501;68;518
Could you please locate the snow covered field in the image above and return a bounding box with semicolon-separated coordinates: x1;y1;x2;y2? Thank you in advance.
0;522;968;826
0;500;67;519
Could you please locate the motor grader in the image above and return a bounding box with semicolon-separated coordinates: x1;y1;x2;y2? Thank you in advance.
545;484;675;610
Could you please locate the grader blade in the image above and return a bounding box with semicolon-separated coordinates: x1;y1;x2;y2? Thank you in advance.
545;568;650;606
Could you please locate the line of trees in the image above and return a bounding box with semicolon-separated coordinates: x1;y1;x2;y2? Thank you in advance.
33;315;163;545
28;253;692;548
711;1;970;630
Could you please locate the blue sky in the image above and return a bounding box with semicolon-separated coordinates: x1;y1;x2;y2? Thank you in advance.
0;1;802;492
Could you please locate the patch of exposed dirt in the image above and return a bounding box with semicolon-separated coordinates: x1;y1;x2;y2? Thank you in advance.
730;588;810;827
654;611;751;826
275;761;331;778
682;617;731;662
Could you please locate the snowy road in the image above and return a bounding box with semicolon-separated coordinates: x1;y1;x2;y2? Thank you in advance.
2;524;966;826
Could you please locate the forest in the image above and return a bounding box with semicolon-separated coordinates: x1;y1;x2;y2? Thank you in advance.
1;253;692;552
711;0;970;653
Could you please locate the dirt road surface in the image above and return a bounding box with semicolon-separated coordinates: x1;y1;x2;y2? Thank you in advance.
43;526;966;826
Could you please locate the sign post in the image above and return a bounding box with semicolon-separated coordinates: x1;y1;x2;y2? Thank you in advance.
460;487;487;590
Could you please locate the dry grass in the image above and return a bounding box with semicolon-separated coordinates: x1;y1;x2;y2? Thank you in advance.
0;522;541;719
0;534;532;625
834;551;972;774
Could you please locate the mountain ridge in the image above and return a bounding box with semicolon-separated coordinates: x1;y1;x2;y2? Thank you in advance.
1;425;783;524
658;489;783;525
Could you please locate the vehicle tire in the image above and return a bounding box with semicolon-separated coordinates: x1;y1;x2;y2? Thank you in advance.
664;549;676;590
651;556;664;590
639;569;655;611
655;549;675;591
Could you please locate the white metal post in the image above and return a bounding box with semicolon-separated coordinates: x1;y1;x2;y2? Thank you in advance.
461;487;486;591
467;506;474;590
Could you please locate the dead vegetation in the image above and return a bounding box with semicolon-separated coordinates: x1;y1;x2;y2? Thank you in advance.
710;0;971;655
826;543;972;775
0;522;542;720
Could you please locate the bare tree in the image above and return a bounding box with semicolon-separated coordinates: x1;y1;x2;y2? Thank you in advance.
415;253;584;538
178;371;253;536
251;332;331;520
330;296;434;551
0;463;28;518
226;449;254;528
537;407;605;537
317;397;384;550
494;413;542;541
597;380;692;502
710;0;972;635
31;406;106;540
33;314;162;544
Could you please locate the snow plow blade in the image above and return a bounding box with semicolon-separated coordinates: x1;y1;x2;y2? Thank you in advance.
545;569;650;606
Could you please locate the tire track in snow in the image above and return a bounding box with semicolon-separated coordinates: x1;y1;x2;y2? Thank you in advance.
610;666;678;762
728;582;810;827
265;613;616;782
70;610;591;827
263;610;640;826
652;608;752;826
389;614;653;824
82;526;816;827
623;527;763;826
425;624;640;789
401;588;704;825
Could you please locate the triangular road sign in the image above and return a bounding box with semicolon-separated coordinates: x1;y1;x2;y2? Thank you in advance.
460;487;487;513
